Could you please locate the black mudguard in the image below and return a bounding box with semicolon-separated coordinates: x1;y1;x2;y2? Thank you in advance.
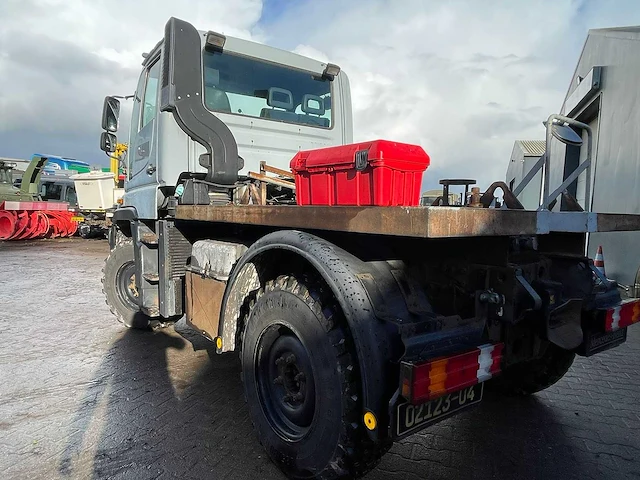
109;206;138;248
219;230;395;441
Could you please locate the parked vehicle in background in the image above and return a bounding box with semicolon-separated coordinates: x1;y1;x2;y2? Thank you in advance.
71;171;124;238
0;157;77;240
39;175;77;207
39;154;91;175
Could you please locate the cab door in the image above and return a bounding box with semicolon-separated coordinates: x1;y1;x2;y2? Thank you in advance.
125;58;161;217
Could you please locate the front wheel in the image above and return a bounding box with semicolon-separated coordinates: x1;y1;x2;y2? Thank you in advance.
240;275;388;479
102;239;151;329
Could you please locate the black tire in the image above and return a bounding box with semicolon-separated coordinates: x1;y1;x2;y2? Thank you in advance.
78;224;91;239
490;342;576;396
240;275;389;479
102;239;151;329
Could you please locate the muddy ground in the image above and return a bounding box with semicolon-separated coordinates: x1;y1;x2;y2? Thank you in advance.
1;237;639;480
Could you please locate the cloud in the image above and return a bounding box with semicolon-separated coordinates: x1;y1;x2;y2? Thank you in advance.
263;0;640;189
1;0;640;189
0;0;263;162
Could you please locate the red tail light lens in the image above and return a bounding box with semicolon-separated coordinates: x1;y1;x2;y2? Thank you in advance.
400;343;504;404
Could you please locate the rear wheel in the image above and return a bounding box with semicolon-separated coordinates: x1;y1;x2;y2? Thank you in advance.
490;342;575;396
240;275;388;479
102;239;151;329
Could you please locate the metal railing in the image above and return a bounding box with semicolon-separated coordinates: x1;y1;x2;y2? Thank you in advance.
512;114;593;212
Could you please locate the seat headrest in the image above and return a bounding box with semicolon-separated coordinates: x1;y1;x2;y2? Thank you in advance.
204;68;220;87
205;86;231;113
301;94;325;116
267;87;294;110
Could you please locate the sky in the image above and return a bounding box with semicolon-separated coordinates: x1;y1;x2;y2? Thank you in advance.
1;0;639;190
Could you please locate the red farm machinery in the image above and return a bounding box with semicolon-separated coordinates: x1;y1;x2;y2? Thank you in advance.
0;157;78;240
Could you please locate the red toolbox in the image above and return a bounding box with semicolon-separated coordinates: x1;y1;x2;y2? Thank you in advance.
290;140;431;206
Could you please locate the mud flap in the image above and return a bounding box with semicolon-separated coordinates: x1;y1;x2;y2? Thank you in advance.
577;327;627;357
547;299;583;350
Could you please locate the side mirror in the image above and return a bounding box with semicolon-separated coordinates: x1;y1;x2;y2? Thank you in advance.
101;96;121;133
551;123;583;146
100;132;117;153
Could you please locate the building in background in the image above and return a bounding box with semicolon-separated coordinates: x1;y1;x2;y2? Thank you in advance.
505;140;545;210
506;26;640;290
420;189;461;206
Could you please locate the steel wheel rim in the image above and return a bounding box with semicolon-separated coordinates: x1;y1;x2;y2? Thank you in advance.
116;261;139;309
255;324;316;441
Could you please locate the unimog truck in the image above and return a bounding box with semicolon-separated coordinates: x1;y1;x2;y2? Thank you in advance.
100;17;640;479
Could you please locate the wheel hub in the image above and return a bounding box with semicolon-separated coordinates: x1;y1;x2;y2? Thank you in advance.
273;353;307;404
117;261;139;309
127;274;139;299
257;326;316;440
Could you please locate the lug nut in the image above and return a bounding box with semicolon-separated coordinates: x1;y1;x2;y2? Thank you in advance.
294;372;305;382
292;392;304;402
273;376;284;385
275;356;285;366
285;354;296;365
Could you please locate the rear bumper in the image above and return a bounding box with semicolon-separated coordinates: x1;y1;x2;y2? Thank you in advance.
387;297;640;438
391;342;502;440
576;297;640;356
604;298;640;331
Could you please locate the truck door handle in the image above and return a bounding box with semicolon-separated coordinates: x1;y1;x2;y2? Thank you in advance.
146;164;156;175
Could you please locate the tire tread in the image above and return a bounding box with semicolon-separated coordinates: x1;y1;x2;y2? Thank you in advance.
240;274;389;479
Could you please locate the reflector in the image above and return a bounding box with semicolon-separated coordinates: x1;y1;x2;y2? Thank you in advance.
605;300;640;331
400;343;504;404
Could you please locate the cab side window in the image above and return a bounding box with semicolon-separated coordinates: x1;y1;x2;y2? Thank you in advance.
128;59;161;173
128;70;146;175
65;187;77;205
141;61;161;130
41;182;62;201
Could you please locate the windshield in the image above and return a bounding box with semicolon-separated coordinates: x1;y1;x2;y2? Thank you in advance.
203;50;332;128
40;182;64;201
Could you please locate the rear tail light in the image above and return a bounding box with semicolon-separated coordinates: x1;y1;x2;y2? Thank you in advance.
605;299;640;331
400;343;504;404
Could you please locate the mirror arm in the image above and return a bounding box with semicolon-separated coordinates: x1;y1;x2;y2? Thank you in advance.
541;114;592;211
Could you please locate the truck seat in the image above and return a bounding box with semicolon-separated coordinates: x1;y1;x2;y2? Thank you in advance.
260;87;298;123
297;94;329;127
204;67;231;113
260;108;299;123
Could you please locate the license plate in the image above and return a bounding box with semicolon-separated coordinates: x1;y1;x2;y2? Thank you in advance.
581;327;627;356
70;216;84;222
396;383;484;437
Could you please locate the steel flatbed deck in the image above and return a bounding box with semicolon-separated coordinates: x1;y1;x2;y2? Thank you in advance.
175;205;640;238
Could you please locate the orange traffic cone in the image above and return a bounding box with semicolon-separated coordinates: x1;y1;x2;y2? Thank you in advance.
594;245;606;277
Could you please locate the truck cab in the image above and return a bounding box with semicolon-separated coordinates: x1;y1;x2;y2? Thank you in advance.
105;23;352;219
